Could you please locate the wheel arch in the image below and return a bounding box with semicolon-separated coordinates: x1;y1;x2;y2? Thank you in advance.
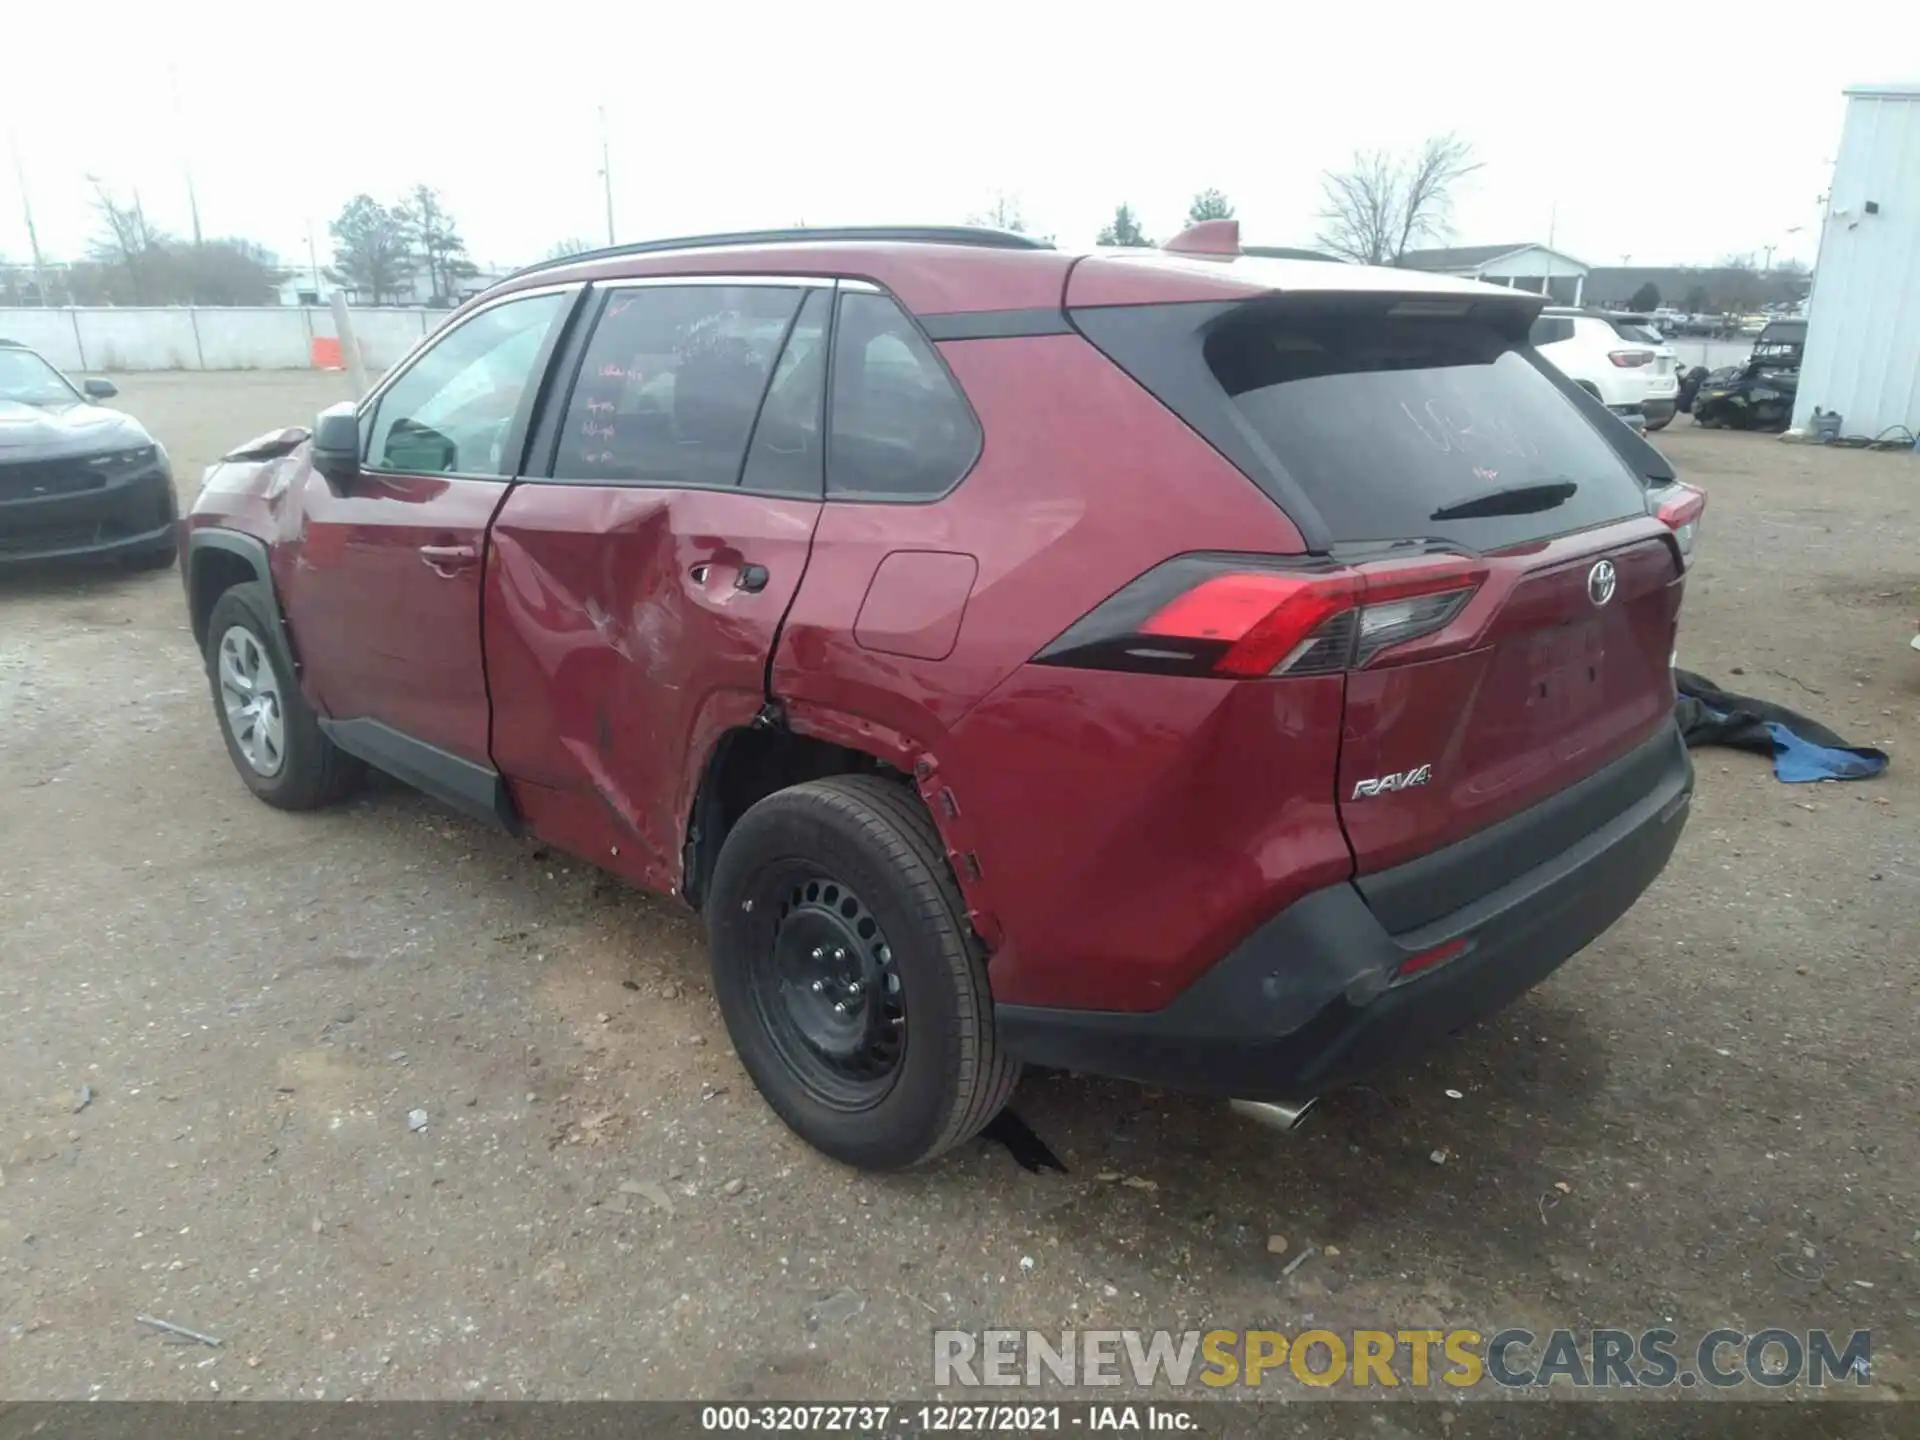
185;529;273;650
683;703;1004;952
681;721;901;913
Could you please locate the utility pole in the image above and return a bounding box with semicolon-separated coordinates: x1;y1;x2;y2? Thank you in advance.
598;105;616;245
306;219;322;296
1543;200;1557;302
9;134;52;306
1761;243;1776;272
169;64;204;248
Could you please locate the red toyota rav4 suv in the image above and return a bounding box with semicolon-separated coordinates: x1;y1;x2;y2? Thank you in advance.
180;224;1702;1170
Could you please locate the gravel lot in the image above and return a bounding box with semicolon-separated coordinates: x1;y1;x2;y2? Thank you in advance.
2;372;1915;1404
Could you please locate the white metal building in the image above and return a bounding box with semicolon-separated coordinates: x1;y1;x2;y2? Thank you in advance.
1792;82;1920;437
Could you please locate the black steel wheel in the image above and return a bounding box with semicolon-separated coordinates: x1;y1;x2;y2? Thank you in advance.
749;867;906;1109
706;775;1020;1170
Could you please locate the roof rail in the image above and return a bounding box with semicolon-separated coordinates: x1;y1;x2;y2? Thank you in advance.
504;225;1052;284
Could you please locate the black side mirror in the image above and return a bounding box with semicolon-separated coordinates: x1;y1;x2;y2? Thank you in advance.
83;377;118;400
311;401;362;487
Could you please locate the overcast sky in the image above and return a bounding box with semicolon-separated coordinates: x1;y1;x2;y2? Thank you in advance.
1;1;1891;279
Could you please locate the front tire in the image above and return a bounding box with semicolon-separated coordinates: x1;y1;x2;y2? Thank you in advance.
706;775;1020;1170
203;581;361;810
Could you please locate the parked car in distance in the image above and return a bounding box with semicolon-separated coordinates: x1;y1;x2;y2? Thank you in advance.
1530;307;1682;430
179;225;1698;1170
0;339;176;570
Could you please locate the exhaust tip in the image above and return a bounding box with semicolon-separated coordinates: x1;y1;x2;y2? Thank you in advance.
1229;1097;1319;1134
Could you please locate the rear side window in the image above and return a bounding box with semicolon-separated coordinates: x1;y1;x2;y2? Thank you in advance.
827;291;979;499
1528;316;1575;346
740;289;830;496
1204;308;1650;548
555;285;803;486
1608;317;1664;343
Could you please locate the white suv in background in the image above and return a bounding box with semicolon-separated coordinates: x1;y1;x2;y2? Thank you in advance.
1529;308;1680;431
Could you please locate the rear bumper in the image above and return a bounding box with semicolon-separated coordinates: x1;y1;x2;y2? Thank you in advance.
996;722;1693;1100
0;466;178;568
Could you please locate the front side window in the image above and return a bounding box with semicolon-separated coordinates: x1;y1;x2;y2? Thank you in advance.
365;292;568;476
555;285;803;487
827;291;979;499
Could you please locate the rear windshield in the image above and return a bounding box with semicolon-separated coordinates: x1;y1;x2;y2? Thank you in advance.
1758;322;1806;344
1204;309;1651;548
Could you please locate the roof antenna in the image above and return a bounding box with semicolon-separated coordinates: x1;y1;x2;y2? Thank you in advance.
1163;219;1240;258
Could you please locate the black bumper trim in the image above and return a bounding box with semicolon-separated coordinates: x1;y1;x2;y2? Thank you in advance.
1357;721;1685;933
0;518;177;568
996;722;1692;1100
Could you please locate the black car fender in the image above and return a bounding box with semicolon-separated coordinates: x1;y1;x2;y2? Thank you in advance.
183;528;302;678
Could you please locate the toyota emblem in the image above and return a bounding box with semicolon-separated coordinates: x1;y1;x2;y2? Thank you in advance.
1587;559;1617;607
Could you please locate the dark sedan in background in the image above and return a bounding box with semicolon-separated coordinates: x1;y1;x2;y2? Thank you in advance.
0;339;176;570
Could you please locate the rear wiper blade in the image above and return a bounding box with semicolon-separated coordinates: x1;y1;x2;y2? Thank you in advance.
1430;480;1578;521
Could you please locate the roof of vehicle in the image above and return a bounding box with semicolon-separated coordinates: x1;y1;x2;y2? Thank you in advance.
482;225;1545;321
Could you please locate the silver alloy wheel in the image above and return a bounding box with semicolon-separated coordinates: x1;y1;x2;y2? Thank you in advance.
217;625;286;777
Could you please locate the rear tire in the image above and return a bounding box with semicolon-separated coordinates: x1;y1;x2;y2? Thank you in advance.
204;581;362;811
1644;416;1671;433
706;775;1020;1170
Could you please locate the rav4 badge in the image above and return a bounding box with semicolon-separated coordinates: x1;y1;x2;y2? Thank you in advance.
1351;764;1433;799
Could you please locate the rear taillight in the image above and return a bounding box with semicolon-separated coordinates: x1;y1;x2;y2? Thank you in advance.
1608;350;1654;368
1650;481;1707;567
1035;553;1485;679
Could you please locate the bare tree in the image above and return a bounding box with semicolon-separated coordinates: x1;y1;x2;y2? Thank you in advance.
1712;254;1763;313
968;192;1029;234
1315;134;1481;265
544;237;597;261
86;179;170;303
399;184;477;305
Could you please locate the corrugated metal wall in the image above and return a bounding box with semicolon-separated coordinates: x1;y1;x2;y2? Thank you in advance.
1793;86;1920;438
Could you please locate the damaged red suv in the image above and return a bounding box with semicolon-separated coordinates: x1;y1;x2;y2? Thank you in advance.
180;223;1700;1169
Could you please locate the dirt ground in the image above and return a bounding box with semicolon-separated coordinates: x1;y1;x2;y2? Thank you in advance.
1;372;1915;1404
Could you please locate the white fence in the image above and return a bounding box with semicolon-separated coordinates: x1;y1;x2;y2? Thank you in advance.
1;306;1764;378
0;306;448;373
